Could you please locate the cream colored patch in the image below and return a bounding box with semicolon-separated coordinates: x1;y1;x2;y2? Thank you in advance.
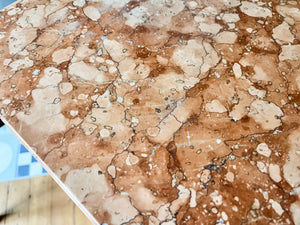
252;198;260;210
52;47;74;64
171;39;205;77
198;23;222;34
270;200;284;216
205;100;227;113
123;6;150;28
223;0;241;7
98;0;130;12
9;57;33;70
65;164;112;201
276;6;300;24
55;165;70;179
256;143;271;157
66;163;137;225
9;27;37;55
118;58;150;80
107;165;116;178
157;55;168;65
69;61;106;83
240;1;272;18
151;115;182;144
153;72;199;98
187;1;198;9
279;45;300;61
100;128;110;138
257;161;267;173
123;0;185;28
125;152;139;166
283;128;300;188
70;110;78;117
172;97;203;123
202;42;220;73
248;86;266;99
229;91;253;121
232;63;242;78
96;90;111;108
200;169;211;183
248;100;283;130
3;59;11;66
272;22;294;44
290;200;300;225
16;5;46;28
170;186;190;214
103;195;139;225
214;31;237;44
161;220;176;225
194;6;218;23
146;126;160;137
2;99;11;105
226;172;235;182
222;13;240;23
39;67;62;87
17;87;67;137
73;45;95;61
36;30;60;46
269;164;281;183
253;65;271;82
47;7;69;25
73;0;86;7
7;7;22;16
239;57;273;82
82;103;133;148
210;191;222;206
149;216;160;225
83;6;101;21
103;39;130;62
189;188;197;207
44;0;68;17
59;82;73;95
157;203;172;221
222;212;228;221
130;186;162;212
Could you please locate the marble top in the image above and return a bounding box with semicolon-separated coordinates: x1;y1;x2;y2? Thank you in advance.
0;0;300;224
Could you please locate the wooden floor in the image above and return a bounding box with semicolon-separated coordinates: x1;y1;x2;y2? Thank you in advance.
0;175;93;225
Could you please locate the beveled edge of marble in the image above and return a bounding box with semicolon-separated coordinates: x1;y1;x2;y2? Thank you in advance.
0;115;99;225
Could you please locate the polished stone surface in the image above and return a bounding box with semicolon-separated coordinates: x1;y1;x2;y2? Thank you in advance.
0;0;300;224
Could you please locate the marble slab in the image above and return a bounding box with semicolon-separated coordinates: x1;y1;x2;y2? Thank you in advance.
0;0;300;224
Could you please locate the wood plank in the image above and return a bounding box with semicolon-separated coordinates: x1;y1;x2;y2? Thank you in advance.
0;181;9;225
50;177;74;225
28;176;51;225
0;176;92;225
74;203;93;225
5;178;31;225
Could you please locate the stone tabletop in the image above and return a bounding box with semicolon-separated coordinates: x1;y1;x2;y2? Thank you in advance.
0;0;300;224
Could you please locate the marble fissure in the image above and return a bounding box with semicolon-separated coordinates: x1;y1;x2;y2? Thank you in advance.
0;0;300;224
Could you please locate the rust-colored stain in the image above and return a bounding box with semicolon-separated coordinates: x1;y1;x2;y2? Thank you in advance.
0;0;299;224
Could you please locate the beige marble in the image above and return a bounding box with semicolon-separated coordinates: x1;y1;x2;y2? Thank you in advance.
0;0;300;224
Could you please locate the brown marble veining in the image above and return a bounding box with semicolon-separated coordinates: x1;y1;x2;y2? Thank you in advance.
0;0;300;224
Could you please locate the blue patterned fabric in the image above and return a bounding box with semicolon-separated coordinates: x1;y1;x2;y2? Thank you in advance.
0;0;16;10
0;125;47;182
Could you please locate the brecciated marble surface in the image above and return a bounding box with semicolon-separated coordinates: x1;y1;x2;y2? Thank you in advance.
0;0;300;224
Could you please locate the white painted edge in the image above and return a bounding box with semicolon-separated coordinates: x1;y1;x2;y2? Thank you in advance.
0;115;100;225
